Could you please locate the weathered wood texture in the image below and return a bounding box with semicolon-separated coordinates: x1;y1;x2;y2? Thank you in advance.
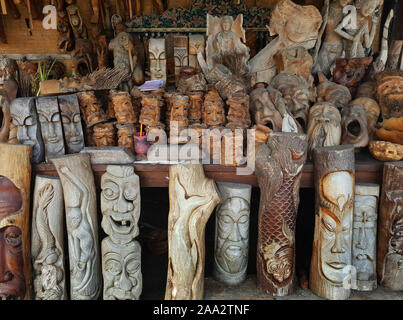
0;143;33;300
165;164;221;300
310;145;355;300
255;132;308;296
377;161;403;290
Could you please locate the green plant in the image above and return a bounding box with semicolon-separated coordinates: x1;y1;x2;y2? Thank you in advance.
36;59;56;96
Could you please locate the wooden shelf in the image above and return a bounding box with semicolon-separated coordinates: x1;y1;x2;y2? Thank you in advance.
33;151;384;188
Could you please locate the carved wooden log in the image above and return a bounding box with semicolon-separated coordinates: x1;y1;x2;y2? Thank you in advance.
165;164;220;300
51;154;101;300
213;182;251;286
377;161;403;290
310;145;355;300
352;183;379;291
31;175;66;300
255;132;308;296
0;143;33;300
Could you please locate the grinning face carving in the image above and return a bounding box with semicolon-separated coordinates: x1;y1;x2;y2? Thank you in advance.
149;38;166;82
102;238;142;300
111;91;137;124
319;171;353;284
101;166;140;244
0;176;22;219
0;226;25;300
93;123;115;147
77;91;107;127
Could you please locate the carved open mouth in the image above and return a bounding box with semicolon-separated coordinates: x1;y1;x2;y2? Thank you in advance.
225;245;243;258
69;136;82;145
326;262;346;270
47;137;60;143
110;216;134;234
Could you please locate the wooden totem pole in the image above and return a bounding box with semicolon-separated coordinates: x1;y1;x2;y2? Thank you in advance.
255;132;308;296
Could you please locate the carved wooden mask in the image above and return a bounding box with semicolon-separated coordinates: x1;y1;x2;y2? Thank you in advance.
116;124;135;151
202;91;225;127
77;91;108;127
316;77;352;110
376;71;403;120
148;38;166;82
341;105;369;148
111;91;137;124
93;123;116;147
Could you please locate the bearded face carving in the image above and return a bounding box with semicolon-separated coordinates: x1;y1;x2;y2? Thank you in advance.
341;105;369;148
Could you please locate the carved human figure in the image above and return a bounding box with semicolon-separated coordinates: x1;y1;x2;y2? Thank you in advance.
341;104;369;148
51;154;101;300
165;164;221;300
10;97;45;163
36;97;65;159
310;145;355;300
0;57;18;86
111;91;137;124
66;4;87;40
377;162;403;291
93;123;116;147
58;94;85;154
255;132;308;296
213;182;251;285
307;102;342;158
148;38;166;83
316;73;352;110
352;183;379;291
77;91;107;127
31;176;66;300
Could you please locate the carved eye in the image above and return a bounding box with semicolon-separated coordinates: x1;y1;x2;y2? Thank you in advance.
105;259;122;276
52;113;61;122
61;115;71;124
220;215;233;224
103;186;118;200
39;114;48;123
126;259;140;274
123;188;136;201
321;217;335;233
238;215;248;224
5;230;22;247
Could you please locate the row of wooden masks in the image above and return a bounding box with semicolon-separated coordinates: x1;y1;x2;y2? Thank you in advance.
1;139;402;300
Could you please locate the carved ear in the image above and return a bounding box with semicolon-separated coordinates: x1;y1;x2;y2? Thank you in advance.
317;72;327;83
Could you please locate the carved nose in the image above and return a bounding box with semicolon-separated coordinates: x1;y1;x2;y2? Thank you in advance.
20;125;29;141
70;122;78;136
113;194;132;213
118;271;132;292
48;122;56;137
228;223;240;242
331;230;346;254
356;225;367;250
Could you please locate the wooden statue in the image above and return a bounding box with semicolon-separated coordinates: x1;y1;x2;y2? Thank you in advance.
225;93;251;130
139;94;165;131
0;92;11;143
57;94;85;154
76;91;108;127
101;166;142;300
310;145;355;300
165;164;221;300
148;38;167;83
0;143;32;300
66;3;87;40
202;90;225;129
353;183;379;291
0;57;18;86
31;175;66;300
51;154;102;300
349;97;380;139
111;90;137;124
36;97;66;160
369;140;403;162
249;0;322;77
213;182;251;285
306;102;341;158
316;73;352;110
377;161;403;290
187;91;204;125
255;132;308;296
93;122;116;147
189;34;205;70
174;35;189;82
116;124;135;152
10;97;45;164
341;104;369;149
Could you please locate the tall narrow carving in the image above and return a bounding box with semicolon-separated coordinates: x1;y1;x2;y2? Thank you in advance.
101;166;142;300
310;145;355;300
51;154;101;300
0;143;33;300
165;164;220;300
213;182;251;286
255;132;308;296
31;175;66;300
377;161;403;291
174;35;189;82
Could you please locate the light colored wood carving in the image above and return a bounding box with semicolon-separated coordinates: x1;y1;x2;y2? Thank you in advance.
165;164;221;300
369;140;403;162
189;34;205;70
51;154;101;300
31;175;66;300
174;35;189;82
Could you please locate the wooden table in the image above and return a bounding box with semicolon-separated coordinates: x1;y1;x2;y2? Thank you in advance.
34;152;384;188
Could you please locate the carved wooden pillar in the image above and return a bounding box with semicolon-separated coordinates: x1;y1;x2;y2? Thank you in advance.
0;143;33;300
377;161;403;291
256;132;308;296
165;164;220;300
213;182;251;285
352;183;379;291
100;165;142;300
31;175;66;300
310;145;355;300
51;154;101;300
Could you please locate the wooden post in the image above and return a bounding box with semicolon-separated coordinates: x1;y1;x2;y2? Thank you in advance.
0;143;32;300
165;164;220;300
255;132;308;296
377;161;403;290
310;145;355;300
51;154;102;300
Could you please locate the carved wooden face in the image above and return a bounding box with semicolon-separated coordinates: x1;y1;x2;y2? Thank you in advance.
341;105;369;148
0;176;22;220
10;98;44;163
112;92;136;124
149;38;166;82
187;92;203;122
0;57;18;85
333;58;372;89
169;96;189;128
101;166;140;244
350;98;379;135
116;124;135;150
93;123;115;147
352;195;377;281
250;87;282;131
203;102;225;127
102;238;141;300
377;73;403;119
37;97;65;157
140;97;161;125
0;226;25;300
58;95;85;154
317;81;352;110
216;196;249;274
77;91;107;127
319;171;353;284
